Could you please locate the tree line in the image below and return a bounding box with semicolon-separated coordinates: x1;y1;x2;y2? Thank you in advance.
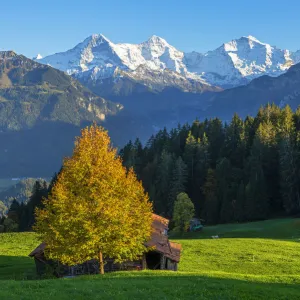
0;180;50;232
120;104;300;224
2;103;300;232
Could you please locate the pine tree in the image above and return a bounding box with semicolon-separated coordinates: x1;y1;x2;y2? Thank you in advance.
207;118;224;166
255;120;280;213
244;116;255;157
217;158;233;223
183;131;198;210
183;131;198;179
35;124;153;274
222;113;245;168
192;133;210;215
7;199;20;225
278;106;300;214
21;180;48;231
245;143;269;220
154;150;174;214
167;156;188;217
235;181;246;222
202;169;219;224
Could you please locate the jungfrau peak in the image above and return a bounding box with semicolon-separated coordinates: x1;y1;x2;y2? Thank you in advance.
36;34;300;88
184;35;294;87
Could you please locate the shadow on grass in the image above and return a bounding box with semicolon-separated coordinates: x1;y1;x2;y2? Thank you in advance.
170;218;300;241
0;271;300;300
0;255;37;280
170;231;300;240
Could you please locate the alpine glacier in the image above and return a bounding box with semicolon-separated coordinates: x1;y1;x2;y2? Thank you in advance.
36;34;300;88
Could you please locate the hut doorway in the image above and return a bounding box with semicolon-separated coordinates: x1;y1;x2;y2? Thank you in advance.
145;251;161;269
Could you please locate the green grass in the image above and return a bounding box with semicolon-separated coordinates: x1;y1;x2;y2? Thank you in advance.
1;219;300;299
0;232;40;280
175;217;300;240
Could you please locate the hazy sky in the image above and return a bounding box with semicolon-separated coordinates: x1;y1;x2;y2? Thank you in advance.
2;0;300;57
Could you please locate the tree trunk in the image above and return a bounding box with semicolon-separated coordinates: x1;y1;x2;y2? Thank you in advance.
99;251;104;274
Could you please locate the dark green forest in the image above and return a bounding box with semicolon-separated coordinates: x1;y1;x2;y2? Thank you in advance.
120;104;300;224
0;180;49;232
3;103;300;232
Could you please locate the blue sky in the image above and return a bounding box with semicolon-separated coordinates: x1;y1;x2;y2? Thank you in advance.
2;0;300;57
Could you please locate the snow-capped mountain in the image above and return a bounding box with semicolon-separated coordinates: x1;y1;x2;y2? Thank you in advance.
36;34;300;88
37;34;191;81
185;35;297;87
32;54;43;60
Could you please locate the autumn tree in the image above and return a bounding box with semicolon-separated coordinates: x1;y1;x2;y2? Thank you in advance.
0;201;7;218
35;124;153;274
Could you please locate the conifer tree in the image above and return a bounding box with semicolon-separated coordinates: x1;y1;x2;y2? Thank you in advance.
20;180;48;231
183;131;198;209
7;199;20;225
192;133;210;214
255;121;280;213
183;131;198;179
217;158;233;223
154;150;174;214
222;113;245;168
167;156;188;217
207;118;224;166
202;169;219;224
235;181;246;221
35;124;153;274
119;103;300;224
244;116;255;157
245;146;269;220
279;106;300;214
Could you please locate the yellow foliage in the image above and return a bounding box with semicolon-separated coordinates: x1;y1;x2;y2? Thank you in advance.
34;124;152;266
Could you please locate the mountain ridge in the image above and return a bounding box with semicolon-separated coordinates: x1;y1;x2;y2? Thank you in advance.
0;51;124;176
36;34;300;89
0;50;121;131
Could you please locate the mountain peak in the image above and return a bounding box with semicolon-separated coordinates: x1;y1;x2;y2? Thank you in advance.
82;34;113;48
34;54;43;60
243;35;264;44
0;51;17;59
146;35;168;46
38;34;300;89
92;33;111;42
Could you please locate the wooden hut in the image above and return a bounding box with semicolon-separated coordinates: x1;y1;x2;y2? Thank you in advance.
29;214;181;276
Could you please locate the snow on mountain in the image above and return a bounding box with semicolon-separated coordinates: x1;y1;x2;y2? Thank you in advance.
185;35;294;87
36;34;300;88
33;54;43;60
292;50;300;64
37;34;189;80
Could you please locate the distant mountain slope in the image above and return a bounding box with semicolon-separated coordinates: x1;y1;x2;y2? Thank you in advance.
36;34;300;88
0;178;45;207
0;51;123;177
0;51;121;131
203;62;300;120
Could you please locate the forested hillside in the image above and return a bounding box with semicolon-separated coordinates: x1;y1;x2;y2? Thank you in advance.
0;51;122;176
121;104;300;224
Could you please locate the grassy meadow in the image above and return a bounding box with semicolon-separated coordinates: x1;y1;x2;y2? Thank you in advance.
1;218;300;299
